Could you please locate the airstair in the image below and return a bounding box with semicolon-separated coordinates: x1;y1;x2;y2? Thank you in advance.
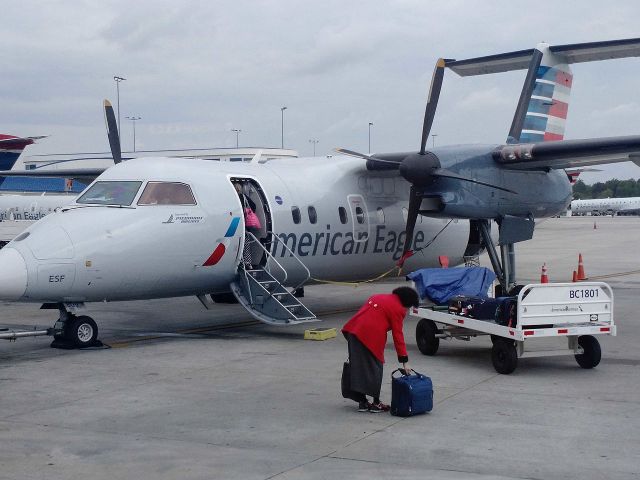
230;232;317;325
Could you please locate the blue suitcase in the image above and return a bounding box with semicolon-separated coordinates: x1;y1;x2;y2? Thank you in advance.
390;369;433;417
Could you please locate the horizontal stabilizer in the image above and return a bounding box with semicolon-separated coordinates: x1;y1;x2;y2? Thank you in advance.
447;37;640;76
494;135;640;170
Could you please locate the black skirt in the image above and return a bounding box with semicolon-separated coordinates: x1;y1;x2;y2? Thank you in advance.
344;332;383;399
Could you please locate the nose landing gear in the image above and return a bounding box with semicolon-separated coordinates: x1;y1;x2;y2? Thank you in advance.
49;303;101;349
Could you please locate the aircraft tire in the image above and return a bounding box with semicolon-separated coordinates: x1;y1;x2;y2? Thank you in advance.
491;338;518;374
416;319;439;356
65;315;99;348
575;335;601;369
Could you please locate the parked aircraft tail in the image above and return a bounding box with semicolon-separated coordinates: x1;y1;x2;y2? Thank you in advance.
446;38;640;143
0;134;46;171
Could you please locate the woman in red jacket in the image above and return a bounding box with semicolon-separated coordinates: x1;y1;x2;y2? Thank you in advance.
342;286;419;412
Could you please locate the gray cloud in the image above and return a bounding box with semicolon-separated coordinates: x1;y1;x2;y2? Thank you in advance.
3;0;640;181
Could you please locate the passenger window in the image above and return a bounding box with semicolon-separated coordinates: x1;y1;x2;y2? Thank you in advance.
308;206;317;224
77;181;142;206
376;207;385;224
355;206;365;224
138;182;196;205
291;206;301;224
338;206;348;224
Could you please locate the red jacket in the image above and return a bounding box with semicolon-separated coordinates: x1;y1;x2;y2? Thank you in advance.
342;293;409;364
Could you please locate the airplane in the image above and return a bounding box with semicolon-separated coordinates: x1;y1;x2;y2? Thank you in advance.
0;134;82;193
0;134;43;171
1;38;640;350
571;196;640;216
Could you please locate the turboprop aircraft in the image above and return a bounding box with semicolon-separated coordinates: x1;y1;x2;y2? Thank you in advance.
1;38;640;349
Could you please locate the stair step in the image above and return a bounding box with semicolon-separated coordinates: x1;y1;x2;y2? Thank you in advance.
230;267;316;326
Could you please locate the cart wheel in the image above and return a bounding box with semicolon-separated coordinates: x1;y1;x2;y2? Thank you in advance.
575;335;601;369
65;316;99;348
416;318;439;356
491;338;518;374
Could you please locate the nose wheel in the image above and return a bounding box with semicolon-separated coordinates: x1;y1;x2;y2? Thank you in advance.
51;304;100;349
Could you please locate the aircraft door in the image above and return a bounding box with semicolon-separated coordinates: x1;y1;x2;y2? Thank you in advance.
347;194;369;241
231;178;272;267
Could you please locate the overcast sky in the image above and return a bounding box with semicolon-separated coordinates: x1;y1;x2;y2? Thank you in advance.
4;1;640;183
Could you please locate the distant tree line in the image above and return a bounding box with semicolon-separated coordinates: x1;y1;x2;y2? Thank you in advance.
572;179;640;199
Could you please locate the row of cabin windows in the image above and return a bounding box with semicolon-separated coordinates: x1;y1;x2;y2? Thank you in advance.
290;205;412;225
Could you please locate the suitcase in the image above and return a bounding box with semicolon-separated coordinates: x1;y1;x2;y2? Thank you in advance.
495;297;518;327
448;295;500;320
390;369;433;417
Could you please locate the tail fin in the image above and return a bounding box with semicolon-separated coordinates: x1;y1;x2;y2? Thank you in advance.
0;134;46;171
446;37;640;144
518;44;572;143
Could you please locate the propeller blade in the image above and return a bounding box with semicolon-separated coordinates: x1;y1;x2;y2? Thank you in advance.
419;58;446;155
433;168;518;194
103;99;122;164
334;148;373;160
334;148;403;170
401;185;422;262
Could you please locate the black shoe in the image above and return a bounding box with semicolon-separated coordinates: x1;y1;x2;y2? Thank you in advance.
357;401;369;412
368;401;390;413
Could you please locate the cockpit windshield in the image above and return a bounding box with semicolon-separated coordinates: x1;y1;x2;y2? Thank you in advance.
137;182;196;205
77;181;142;206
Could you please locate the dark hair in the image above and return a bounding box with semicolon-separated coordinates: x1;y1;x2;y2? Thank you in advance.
393;286;419;308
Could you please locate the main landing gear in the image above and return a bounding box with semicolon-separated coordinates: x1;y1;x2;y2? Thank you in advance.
49;303;100;349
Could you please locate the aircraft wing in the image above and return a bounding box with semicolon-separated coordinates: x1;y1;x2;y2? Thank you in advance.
0;168;106;183
493;135;640;170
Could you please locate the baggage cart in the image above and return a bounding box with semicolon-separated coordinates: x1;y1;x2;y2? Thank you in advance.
410;282;615;374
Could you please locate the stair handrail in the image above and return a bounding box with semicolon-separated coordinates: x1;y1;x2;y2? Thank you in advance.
264;231;311;290
243;231;289;284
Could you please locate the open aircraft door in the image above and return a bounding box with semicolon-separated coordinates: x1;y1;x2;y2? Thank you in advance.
347;194;369;242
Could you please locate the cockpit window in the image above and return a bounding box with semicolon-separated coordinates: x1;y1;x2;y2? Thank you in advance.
137;182;196;206
77;181;142;206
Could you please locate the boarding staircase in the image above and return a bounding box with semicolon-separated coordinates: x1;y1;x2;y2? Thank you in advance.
230;232;317;325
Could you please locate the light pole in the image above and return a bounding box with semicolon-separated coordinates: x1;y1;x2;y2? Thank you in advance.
431;134;438;148
368;122;374;153
281;106;287;148
231;129;241;148
309;138;319;156
126;116;141;152
113;76;126;134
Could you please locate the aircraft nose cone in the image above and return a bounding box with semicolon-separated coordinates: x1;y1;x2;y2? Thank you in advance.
0;248;28;301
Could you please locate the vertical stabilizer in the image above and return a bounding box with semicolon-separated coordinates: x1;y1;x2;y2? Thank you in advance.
0;134;35;171
516;43;572;143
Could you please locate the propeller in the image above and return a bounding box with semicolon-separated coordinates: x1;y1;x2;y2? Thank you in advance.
103;100;122;164
336;57;518;267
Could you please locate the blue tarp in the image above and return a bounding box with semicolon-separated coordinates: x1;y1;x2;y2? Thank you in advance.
407;267;496;304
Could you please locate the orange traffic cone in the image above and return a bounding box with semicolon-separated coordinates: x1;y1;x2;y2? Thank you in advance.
540;263;549;283
572;270;578;282
577;253;587;280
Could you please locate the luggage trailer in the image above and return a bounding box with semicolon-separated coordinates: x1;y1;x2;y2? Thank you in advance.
410;282;615;374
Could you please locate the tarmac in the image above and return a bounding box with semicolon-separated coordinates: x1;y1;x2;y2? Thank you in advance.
0;216;639;479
